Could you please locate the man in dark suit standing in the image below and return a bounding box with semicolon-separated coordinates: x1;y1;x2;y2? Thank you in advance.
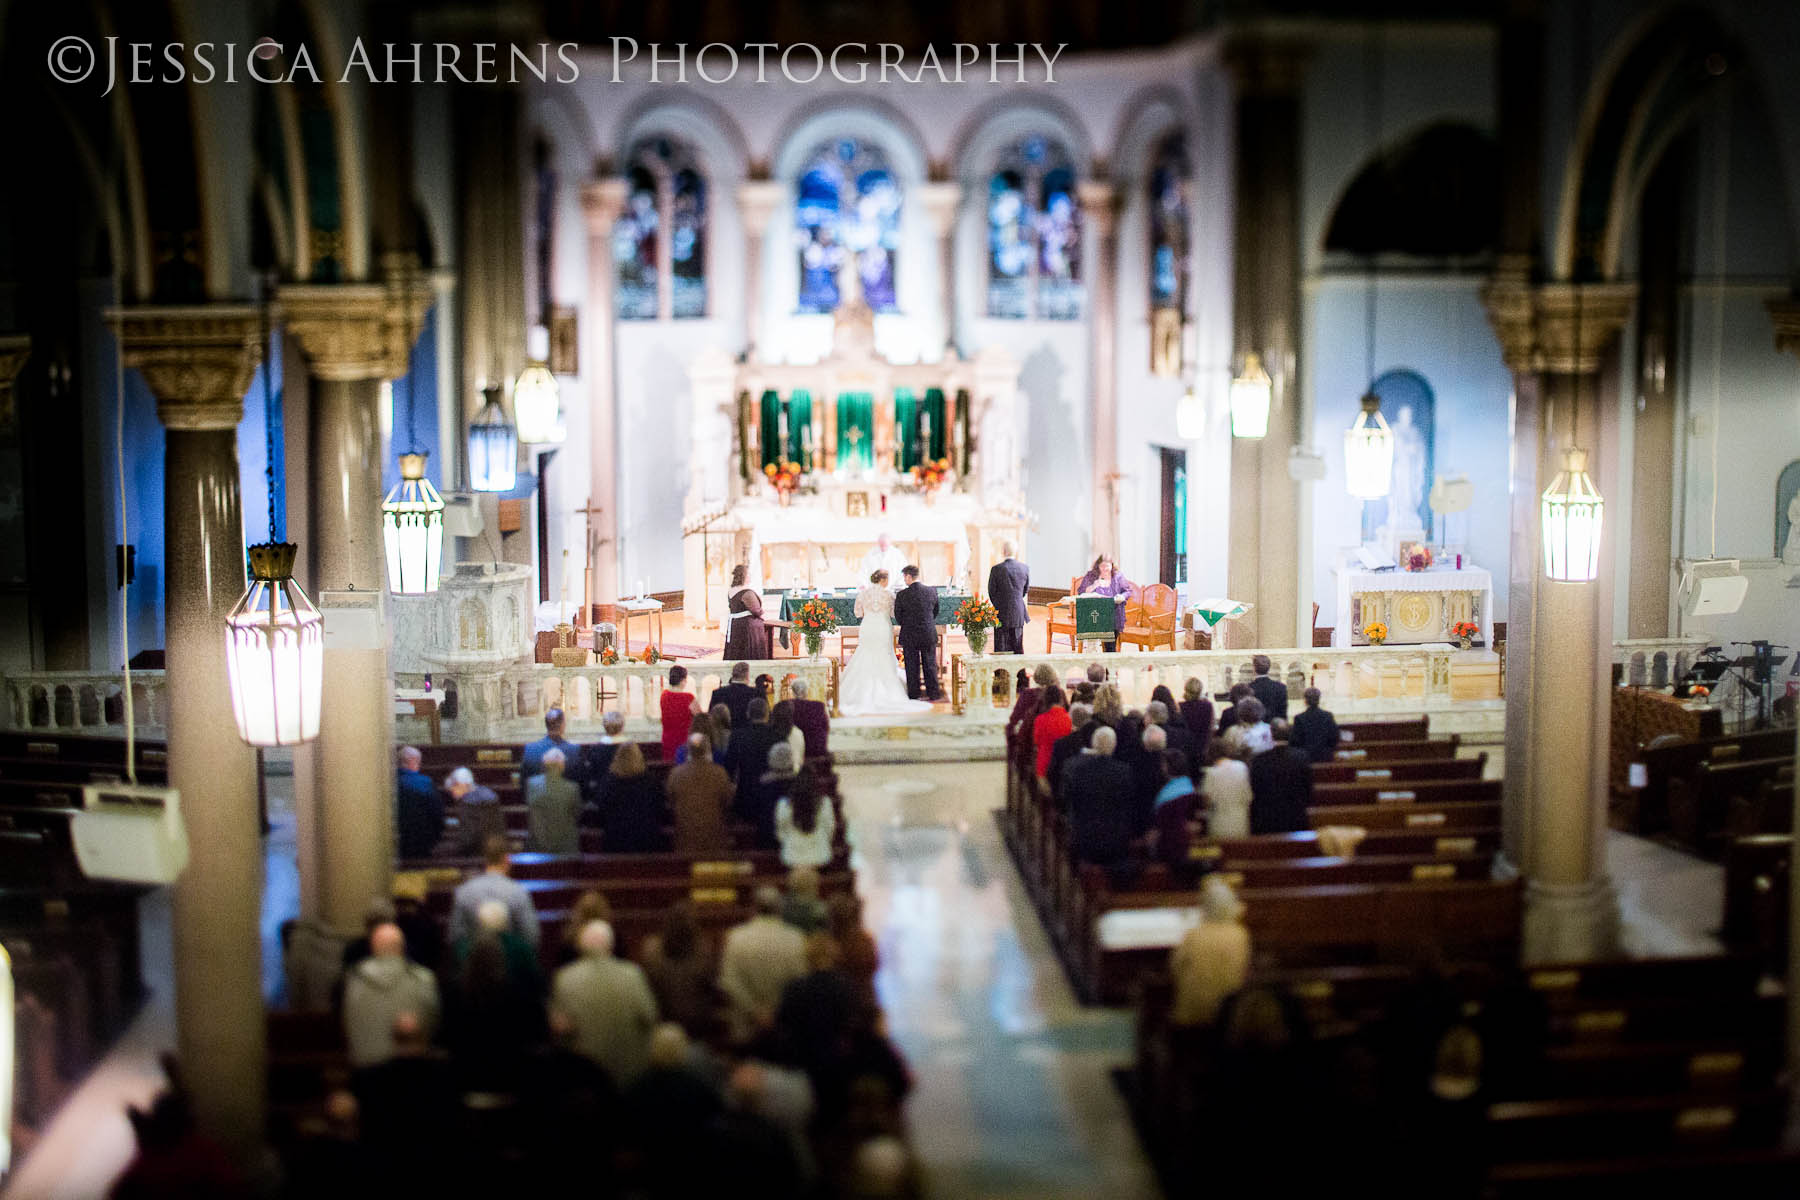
1288;687;1341;762
1249;742;1313;834
1247;654;1289;721
1061;727;1137;868
986;541;1030;654
894;566;944;701
708;661;761;727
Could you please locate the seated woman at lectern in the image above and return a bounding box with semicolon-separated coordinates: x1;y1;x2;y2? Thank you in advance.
1076;554;1133;652
722;564;771;660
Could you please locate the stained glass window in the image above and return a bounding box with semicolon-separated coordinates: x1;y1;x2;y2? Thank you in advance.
985;137;1082;319
796;140;902;315
1149;133;1190;314
615;138;708;320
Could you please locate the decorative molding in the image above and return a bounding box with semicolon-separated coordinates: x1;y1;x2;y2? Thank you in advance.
108;305;262;430
915;180;962;238
581;178;630;233
1765;295;1800;358
1480;281;1636;377
733;179;785;237
1075;178;1121;237
279;276;432;381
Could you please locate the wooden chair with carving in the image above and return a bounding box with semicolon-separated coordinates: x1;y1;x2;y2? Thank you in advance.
1045;576;1082;652
1118;583;1179;652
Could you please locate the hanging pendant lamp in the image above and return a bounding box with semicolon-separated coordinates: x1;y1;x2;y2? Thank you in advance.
469;383;518;492
513;326;564;445
226;542;325;746
1541;447;1604;582
382;452;445;593
1176;383;1205;440
1229;353;1271;438
1344;393;1394;499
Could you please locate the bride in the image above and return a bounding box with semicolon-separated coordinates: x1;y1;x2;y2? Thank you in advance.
839;570;934;716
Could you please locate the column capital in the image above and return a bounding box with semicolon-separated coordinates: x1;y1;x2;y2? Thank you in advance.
1075;179;1121;237
279;279;430;382
1765;295;1800;358
1479;280;1635;376
915;181;962;238
581;178;630;233
109;305;263;431
736;179;788;237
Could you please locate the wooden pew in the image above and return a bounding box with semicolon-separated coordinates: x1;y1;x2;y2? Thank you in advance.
1311;777;1502;807
1310;755;1486;784
1331;736;1460;762
0;731;169;776
1307;799;1502;831
1626;728;1795;837
1667;757;1795;855
1335;717;1429;742
1191;827;1501;862
1722;834;1789;972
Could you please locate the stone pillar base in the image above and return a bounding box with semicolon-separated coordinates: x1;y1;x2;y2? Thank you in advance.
1522;877;1619;964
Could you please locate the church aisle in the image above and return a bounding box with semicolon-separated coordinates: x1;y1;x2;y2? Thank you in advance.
838;762;1162;1200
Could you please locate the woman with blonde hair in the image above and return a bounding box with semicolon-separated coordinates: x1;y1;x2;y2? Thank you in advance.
1092;683;1124;727
597;741;666;852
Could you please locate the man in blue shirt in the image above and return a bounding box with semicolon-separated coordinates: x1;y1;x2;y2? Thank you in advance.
522;707;579;781
395;745;444;859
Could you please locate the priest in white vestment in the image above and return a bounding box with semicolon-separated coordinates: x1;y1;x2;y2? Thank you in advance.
859;533;908;588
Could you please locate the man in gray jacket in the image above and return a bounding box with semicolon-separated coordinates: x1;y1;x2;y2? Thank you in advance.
526;747;582;854
343;923;440;1067
552;920;659;1086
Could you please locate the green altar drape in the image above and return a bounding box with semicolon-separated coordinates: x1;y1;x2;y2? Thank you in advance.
836;391;875;474
892;387;947;471
759;389;815;468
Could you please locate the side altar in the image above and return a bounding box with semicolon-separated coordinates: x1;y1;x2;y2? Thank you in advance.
680;299;1029;624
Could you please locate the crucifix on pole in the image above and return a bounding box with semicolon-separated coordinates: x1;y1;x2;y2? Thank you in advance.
572;499;609;627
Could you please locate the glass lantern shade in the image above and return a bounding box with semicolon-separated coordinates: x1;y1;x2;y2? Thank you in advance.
382;453;445;594
1541;447;1604;582
1229;354;1271;439
1175;385;1205;440
225;542;324;747
513;361;563;445
469;385;518;492
1344;392;1395;499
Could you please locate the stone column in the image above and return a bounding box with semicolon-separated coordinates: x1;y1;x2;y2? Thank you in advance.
111;305;266;1158
1763;295;1800;1070
0;335;28;402
917;179;961;355
1078;179;1121;560
581;179;628;611
280;280;429;941
1225;40;1306;648
737;178;785;362
1483;279;1633;962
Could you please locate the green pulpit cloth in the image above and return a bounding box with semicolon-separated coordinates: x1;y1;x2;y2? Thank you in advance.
1074;596;1115;640
836;392;875;474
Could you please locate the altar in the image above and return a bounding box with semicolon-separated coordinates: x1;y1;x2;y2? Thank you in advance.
1333;564;1494;647
679;293;1029;624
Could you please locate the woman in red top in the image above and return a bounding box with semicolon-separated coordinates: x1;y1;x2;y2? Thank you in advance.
659;664;701;760
1032;685;1071;781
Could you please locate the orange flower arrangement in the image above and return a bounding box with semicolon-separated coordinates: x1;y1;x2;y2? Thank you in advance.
597;645;619;665
912;457;951;492
763;460;804;494
1364;621;1389;645
640;645;662;665
1451;621;1479;640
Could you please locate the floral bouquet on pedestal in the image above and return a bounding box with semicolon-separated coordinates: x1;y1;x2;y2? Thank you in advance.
912;458;951;496
597;645;620;666
955;595;1000;657
1450;620;1479;650
1364;621;1389;646
764;460;804;505
791;598;839;659
640;645;662;665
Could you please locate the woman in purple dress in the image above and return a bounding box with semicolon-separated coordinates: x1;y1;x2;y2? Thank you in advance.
722;564;771;660
1075;554;1133;652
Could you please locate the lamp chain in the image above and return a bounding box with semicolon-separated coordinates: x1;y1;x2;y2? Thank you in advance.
261;269;277;544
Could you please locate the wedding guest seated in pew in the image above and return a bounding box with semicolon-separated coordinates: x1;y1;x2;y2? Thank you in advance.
395;746;444;860
1170;876;1251;1028
710;661;761;728
789;679;831;759
343;923;441;1070
1146;697;1197;766
1178;678;1215;763
1216;683;1252;736
449;836;540;951
721;886;809;1040
661;665;702;760
1152;750;1200;874
552;890;615;970
523;708;580;781
1248;731;1313;835
1201;742;1253;838
775;765;836;870
1220;697;1273;758
1064;727;1138;875
595;742;669;853
1288;687;1342;763
1133;726;1171;830
1048;702;1099;801
677;708;730;766
729;699;782;799
670;733;733;855
770;699;806;769
1092;682;1124;728
552;920;659;1088
443;766;504;856
526;748;582;855
578;710;630;784
1032;685;1073;782
742;741;800;850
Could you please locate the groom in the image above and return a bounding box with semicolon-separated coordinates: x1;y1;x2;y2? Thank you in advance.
894;565;944;702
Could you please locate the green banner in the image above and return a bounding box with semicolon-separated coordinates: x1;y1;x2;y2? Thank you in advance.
837;391;875;474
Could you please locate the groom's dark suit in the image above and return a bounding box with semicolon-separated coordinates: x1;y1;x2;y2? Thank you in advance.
894;580;943;701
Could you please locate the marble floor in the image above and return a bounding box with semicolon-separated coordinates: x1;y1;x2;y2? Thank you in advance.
840;761;1162;1200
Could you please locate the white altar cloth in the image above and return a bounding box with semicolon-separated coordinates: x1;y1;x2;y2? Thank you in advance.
1332;565;1495;648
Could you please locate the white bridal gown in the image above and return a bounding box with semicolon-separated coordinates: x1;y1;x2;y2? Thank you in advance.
838;584;934;716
